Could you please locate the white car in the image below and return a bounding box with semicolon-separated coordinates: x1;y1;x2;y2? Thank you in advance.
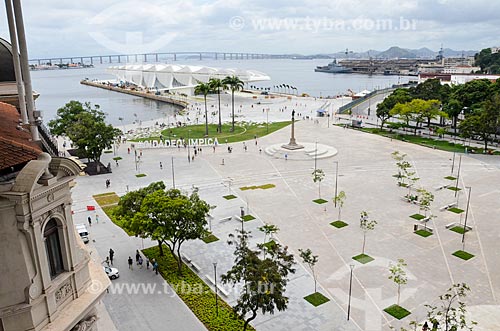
103;266;119;280
75;224;89;244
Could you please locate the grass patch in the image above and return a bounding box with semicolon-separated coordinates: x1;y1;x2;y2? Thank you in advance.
410;213;426;220
92;192;120;206
113;156;123;161
134;122;291;144
447;186;461;192
444;176;456;180
384;304;411;320
448;207;464;214
352;254;374;264
101;205;135;236
313;198;328;204
330;220;348;228
135;173;147;178
241;214;256;222
452;250;475;260
143;246;254;331
104;150;113;154
240;183;276;190
414;229;433;237
359;128;473;153
304;292;330;307
223;194;237;200
201;233;219;244
450;226;469;234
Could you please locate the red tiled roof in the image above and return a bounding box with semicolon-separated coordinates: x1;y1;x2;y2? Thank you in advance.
0;101;41;171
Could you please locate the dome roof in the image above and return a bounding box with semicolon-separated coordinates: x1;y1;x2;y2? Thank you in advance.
0;38;16;82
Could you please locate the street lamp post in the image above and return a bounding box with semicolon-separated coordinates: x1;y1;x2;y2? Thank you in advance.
171;156;175;188
347;264;354;321
240;206;245;232
334;161;339;207
187;130;191;163
462;186;472;249
314;141;318;171
213;262;219;316
266;108;269;134
454;154;462;198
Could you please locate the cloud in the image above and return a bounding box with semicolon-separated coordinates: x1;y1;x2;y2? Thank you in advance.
0;0;497;57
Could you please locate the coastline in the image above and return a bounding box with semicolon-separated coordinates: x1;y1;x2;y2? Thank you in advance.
80;79;189;109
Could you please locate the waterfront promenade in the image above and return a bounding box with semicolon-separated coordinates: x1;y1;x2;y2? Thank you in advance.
68;102;500;330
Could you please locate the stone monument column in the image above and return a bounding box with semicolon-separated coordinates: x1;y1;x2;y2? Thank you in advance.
282;110;303;150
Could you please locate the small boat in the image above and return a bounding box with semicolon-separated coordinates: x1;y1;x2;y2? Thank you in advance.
314;59;353;73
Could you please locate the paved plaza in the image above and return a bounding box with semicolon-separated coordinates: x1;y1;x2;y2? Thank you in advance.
69;93;500;331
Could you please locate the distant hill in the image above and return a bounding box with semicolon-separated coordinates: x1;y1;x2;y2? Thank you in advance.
305;46;478;60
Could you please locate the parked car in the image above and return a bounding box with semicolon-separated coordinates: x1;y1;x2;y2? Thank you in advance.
103;266;119;280
75;224;89;244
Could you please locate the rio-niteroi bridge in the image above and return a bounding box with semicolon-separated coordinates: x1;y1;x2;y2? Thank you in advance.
29;52;293;66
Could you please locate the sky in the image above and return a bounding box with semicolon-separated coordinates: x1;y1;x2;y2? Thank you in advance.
0;0;499;58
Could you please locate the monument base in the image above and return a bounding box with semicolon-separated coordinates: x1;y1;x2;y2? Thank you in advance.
282;138;304;150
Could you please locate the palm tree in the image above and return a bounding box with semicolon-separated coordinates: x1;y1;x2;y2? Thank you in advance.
223;75;244;132
209;78;224;133
194;82;211;136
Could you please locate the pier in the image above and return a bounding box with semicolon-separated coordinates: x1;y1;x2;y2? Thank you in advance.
80;79;188;109
29;52;292;66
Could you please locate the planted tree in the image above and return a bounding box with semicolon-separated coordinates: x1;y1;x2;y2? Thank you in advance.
388;258;408;306
360;211;377;255
333;191;346;221
391;151;412;187
221;230;295;331
258;224;279;246
208;78;224;133
425;283;477;331
48;100;121;168
376;89;412;129
121;188;210;275
312;168;326;199
298;248;319;293
222;75;244;132
194;82;211;136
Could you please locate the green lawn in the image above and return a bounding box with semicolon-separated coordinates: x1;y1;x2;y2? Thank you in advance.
444;176;456;180
104;150;113;153
448;207;464;214
330;221;348;228
240;184;276;190
384;304;411;320
135;173;147;178
262;240;277;251
201;233;219;244
93;192;120;206
113;156;122;160
450;226;469;234
143;246;254;330
241;214;256;222
352;254;374;264
414;229;433;237
410;213;426;220
223;195;237;200
313;198;328;204
447;186;461;192
304;292;330;307
452;250;475;260
134;122;291;144
359;128;500;154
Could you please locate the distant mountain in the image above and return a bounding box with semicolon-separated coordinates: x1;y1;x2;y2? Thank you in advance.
376;46;417;59
303;46;478;60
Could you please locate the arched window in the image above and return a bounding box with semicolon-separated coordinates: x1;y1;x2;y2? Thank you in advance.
44;219;64;278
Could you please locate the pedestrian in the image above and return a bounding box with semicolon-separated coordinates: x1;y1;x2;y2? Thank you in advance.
128;147;130;154
285;154;288;161
95;214;99;224
221;158;225;165
115;159;119;167
88;216;92;227
259;148;262;153
422;321;429;331
153;261;159;275
105;256;110;266
160;162;163;169
109;248;114;265
128;256;133;269
105;179;110;188
135;250;140;264
146;258;150;269
138;256;143;269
